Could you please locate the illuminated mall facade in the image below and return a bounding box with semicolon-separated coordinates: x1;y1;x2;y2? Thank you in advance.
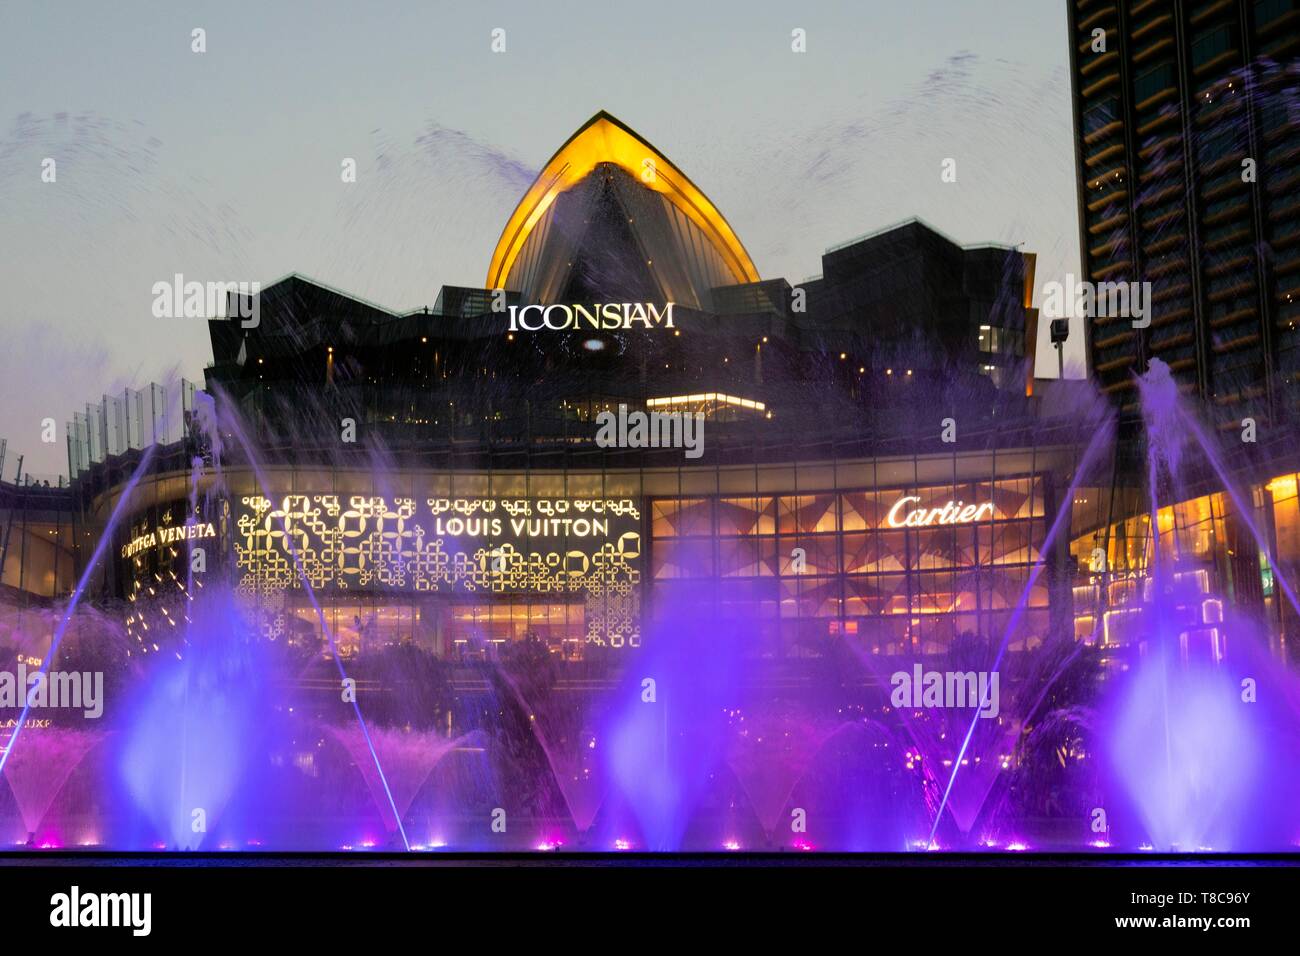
3;112;1298;666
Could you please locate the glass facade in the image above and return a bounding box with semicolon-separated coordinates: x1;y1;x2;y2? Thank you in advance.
649;477;1050;659
1069;468;1300;660
78;455;1072;668
284;596;588;662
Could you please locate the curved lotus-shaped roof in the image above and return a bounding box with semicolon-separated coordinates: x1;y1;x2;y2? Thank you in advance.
485;111;759;308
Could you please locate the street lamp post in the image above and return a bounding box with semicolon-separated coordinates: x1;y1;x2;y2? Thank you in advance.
1050;318;1070;380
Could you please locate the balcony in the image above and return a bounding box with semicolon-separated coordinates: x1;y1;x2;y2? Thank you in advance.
1133;36;1175;64
1087;187;1129;214
1138;181;1183;208
1139;204;1182;232
1211;331;1261;353
1138;132;1181;161
1137;106;1180;137
1146;257;1189;280
1096;353;1137;374
1193;48;1241;77
1191;0;1234;24
1143;232;1184;256
1131;13;1173;41
1082;70;1120;99
1206;253;1254;277
1091;210;1130;234
1085;141;1126;169
1094;325;1137;349
1081;50;1120;77
1139;157;1182;184
1149;305;1193;328
1151;278;1192;303
1255;0;1298;34
1210;305;1260;330
1077;6;1112;34
1150;331;1194;352
1093;258;1135;281
1089;236;1124;259
1202;196;1250;226
1208;280;1256;303
1204;226;1252;252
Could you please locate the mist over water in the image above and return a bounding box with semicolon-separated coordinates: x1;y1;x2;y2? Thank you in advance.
1096;359;1300;851
0;355;1295;853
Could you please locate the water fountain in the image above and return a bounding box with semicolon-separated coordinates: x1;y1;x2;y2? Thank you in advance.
1;353;1298;855
1099;358;1300;851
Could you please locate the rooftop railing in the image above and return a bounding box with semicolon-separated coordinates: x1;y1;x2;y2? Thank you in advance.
65;379;200;482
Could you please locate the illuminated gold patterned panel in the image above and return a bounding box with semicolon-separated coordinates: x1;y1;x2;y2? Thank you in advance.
235;495;642;648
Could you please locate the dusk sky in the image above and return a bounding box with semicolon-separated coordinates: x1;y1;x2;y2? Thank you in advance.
0;0;1082;477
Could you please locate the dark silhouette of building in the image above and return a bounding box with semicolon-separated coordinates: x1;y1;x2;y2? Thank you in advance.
205;113;1039;451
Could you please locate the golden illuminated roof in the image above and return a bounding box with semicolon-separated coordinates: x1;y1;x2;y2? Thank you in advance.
486;111;759;292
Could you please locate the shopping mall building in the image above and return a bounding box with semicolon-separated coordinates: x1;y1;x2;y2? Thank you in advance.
2;112;1297;666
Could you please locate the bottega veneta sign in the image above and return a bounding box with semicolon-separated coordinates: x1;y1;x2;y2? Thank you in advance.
507;302;675;331
121;521;216;559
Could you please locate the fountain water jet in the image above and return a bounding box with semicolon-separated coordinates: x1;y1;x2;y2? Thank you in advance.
1;727;103;841
1100;358;1300;850
0;443;156;781
924;412;1117;845
327;725;486;841
206;387;411;850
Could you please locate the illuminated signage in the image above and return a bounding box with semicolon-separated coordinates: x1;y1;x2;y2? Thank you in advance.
235;495;643;647
884;496;994;529
121;521;216;559
507;302;675;332
429;515;615;538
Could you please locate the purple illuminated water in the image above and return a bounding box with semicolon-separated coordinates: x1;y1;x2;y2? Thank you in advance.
1091;359;1300;851
2;362;1299;853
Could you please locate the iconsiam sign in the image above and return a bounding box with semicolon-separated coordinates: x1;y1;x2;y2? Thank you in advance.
506;301;675;332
